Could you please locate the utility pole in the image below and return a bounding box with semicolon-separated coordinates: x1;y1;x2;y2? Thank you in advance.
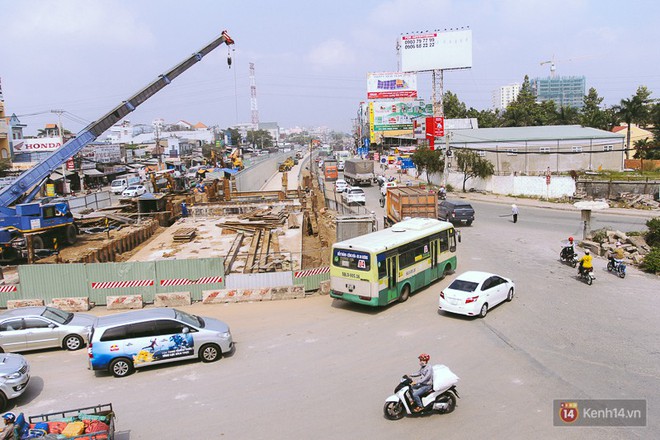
153;118;164;170
52;109;67;195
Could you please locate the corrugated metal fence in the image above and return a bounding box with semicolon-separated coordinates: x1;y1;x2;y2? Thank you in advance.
1;261;330;307
9;258;225;306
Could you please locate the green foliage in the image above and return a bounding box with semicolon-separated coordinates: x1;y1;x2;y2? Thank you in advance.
590;229;608;244
645;217;660;247
466;107;502;128
443;91;467;118
455;149;495;192
412;146;444;184
225;128;241;146
641;247;660;273
580;88;609;129
246;129;274;149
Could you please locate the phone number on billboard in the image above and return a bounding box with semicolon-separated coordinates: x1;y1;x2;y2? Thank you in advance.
404;38;435;49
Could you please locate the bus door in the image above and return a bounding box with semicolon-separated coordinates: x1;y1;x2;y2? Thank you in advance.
386;256;398;302
431;239;439;279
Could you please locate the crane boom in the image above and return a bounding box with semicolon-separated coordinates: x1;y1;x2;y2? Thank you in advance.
0;30;234;212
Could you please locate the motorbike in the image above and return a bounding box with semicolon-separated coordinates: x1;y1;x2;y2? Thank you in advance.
607;258;627;278
577;265;595;285
383;364;459;420
559;246;578;267
438;190;447;201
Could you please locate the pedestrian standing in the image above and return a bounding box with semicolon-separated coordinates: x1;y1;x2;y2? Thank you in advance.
511;204;519;223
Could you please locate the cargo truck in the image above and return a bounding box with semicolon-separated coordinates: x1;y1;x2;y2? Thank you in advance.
384;186;438;228
343;159;375;186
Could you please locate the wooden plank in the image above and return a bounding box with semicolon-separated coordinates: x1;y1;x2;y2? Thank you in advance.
243;229;261;274
258;229;272;272
223;232;244;274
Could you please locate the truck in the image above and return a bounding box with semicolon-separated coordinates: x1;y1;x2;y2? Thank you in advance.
343;159;375;186
24;403;115;439
384;186;438;228
323;159;338;182
0;31;234;262
278;157;294;172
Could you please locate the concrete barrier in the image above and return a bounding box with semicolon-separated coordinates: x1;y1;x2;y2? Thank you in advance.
49;297;90;312
154;292;192;307
202;285;308;304
106;295;144;310
319;280;331;295
7;299;45;309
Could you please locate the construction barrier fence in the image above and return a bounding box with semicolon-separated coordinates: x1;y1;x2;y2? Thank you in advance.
293;266;330;292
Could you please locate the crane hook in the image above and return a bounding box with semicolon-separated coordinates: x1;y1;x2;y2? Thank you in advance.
227;48;232;68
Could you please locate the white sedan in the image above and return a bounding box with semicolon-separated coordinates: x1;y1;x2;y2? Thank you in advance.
342;187;366;205
335;179;348;193
122;185;147;197
438;271;515;318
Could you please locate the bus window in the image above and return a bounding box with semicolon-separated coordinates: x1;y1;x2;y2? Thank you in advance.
333;248;370;271
439;230;449;252
399;238;430;269
449;229;457;252
377;255;387;279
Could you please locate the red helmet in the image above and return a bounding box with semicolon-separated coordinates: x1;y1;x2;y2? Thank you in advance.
568;236;574;242
418;353;430;362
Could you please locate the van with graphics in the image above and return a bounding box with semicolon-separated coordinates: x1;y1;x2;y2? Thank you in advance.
87;308;233;377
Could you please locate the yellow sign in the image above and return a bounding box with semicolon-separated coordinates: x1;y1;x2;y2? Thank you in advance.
369;102;376;144
46;184;55;197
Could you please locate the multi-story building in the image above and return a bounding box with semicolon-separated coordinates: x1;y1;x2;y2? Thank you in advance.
492;83;521;110
531;76;586;109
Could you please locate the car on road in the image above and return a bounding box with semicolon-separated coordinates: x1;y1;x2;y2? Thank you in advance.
122;185;147;197
335;179;348;193
342;187;366;205
438;271;515;318
0;306;94;352
88;308;233;378
438;200;475;225
0;353;30;411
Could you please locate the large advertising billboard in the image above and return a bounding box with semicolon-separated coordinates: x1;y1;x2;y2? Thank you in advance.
398;28;472;72
367;72;417;99
12;137;62;152
371;99;433;131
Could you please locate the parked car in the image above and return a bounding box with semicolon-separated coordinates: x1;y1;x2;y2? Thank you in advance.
438;271;515;318
438;200;475;225
0;353;30;411
342;187;366;205
0;306;95;353
88;308;233;377
122;185;147;197
335;179;348;193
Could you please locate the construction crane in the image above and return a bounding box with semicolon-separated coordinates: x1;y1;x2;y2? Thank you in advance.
540;55;592;78
0;30;235;262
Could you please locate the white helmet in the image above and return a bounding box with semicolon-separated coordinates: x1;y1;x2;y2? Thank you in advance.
585;249;590;255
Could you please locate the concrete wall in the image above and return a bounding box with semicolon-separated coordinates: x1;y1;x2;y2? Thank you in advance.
429;171;577;198
235;152;288;191
577;179;660;198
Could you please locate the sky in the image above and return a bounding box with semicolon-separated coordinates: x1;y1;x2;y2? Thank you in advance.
1;0;659;136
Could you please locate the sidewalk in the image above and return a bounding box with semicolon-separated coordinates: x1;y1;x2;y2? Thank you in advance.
376;166;659;220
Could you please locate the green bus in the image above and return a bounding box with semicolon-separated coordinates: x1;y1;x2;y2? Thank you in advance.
330;218;458;306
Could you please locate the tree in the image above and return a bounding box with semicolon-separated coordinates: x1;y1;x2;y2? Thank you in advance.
0;160;11;178
455;149;495;192
443;91;467;118
467;107;502;128
225;127;241;146
580;88;609;129
556;105;580;125
502;75;538;127
246;129;274;149
411;146;444;184
616;86;653;157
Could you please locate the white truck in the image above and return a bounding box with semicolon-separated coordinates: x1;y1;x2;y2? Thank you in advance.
343;159;375;186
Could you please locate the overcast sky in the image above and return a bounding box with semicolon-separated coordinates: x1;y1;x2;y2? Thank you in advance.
1;0;659;136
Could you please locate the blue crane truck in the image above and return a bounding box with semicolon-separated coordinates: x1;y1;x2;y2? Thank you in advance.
0;30;234;262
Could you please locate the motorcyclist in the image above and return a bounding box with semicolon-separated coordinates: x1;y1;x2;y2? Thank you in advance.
0;413;16;440
438;185;447;200
410;353;434;412
578;249;593;276
561;236;575;259
608;242;624;267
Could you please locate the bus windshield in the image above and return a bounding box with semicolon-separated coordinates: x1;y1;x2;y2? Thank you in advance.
333;248;370;271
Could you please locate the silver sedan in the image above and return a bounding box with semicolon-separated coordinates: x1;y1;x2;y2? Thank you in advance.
0;306;94;352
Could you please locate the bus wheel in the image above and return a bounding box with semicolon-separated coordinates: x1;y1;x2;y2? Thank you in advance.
442;266;452;279
399;285;410;302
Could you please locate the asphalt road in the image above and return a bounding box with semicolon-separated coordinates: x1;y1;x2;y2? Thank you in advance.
10;175;659;440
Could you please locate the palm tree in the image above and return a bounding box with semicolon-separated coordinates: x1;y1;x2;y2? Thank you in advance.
616;87;652;159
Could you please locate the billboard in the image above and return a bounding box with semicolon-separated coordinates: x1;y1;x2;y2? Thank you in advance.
413;117;445;139
12;137;62;152
398;28;472;72
367;72;417;99
371;100;433;131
